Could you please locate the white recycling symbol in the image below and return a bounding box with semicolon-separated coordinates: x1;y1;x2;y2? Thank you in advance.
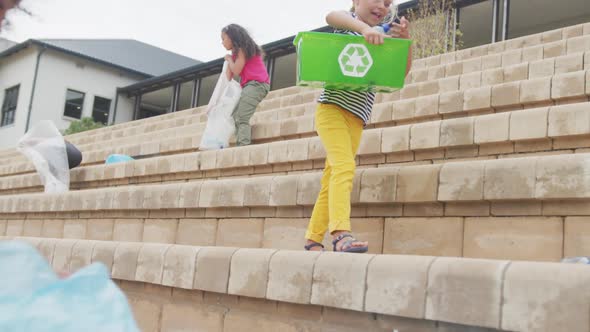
338;43;373;78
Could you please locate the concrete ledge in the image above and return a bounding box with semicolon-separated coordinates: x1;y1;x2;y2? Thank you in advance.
4;237;589;331
5;154;590;215
3;99;590;194
0;215;575;261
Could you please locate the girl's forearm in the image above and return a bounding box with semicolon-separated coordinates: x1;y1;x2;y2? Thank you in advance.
225;65;232;80
225;50;246;77
226;58;237;75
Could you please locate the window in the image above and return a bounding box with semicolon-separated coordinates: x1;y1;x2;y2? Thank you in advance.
92;96;111;125
1;85;19;127
271;53;297;91
63;89;85;119
138;108;163;120
197;73;220;107
138;86;173;119
178;81;195;110
458;0;494;49
507;0;590;39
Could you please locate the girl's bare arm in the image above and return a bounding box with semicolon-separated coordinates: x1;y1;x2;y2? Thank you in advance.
225;49;247;77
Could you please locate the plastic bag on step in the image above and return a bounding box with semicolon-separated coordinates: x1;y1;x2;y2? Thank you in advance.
199;61;241;150
0;241;139;332
17;120;70;193
106;154;134;165
561;256;590;264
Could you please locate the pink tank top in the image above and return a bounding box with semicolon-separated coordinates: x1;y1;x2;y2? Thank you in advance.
234;54;270;87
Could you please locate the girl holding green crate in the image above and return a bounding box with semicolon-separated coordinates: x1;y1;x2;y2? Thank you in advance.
304;0;412;253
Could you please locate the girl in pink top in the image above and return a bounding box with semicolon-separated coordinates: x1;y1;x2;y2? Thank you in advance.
222;24;270;146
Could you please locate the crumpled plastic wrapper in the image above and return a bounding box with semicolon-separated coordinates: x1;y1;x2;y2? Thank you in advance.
17;120;70;193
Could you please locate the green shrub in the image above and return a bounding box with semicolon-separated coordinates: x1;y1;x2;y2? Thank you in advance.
63;117;104;135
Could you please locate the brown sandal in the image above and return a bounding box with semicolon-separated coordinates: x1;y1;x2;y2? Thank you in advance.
304;242;325;251
332;234;368;253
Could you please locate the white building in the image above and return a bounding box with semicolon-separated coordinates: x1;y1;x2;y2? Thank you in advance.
0;39;200;149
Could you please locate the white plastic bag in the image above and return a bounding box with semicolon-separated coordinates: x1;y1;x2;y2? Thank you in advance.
17;120;70;193
199;61;242;150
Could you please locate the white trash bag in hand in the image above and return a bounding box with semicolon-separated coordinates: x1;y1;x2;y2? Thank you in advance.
17;120;70;193
199;61;242;150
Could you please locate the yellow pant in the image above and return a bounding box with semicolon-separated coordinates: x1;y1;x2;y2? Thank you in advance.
305;103;364;244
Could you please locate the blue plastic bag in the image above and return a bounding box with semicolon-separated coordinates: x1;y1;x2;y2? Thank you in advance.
105;154;135;165
0;241;139;332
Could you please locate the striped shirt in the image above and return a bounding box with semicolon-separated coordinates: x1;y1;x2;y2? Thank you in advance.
318;27;375;125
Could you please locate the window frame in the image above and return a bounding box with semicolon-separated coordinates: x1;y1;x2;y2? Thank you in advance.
1;84;20;128
91;95;112;125
63;88;86;120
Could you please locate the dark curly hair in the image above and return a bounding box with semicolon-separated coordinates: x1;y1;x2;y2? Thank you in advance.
0;0;24;12
222;23;263;60
0;0;21;10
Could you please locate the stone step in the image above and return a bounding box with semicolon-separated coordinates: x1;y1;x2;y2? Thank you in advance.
409;23;590;73
0;214;582;261
68;63;590;155
0;100;312;165
4;153;590;213
3;101;590;194
252;51;590;120
3;154;590;260
2;69;589;178
407;35;590;83
79;57;590;155
3;236;588;331
0;106;207;162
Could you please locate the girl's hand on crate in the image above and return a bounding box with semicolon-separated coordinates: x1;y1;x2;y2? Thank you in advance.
361;26;385;45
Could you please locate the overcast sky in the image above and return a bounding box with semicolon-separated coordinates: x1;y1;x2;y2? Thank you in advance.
2;0;411;62
0;0;371;62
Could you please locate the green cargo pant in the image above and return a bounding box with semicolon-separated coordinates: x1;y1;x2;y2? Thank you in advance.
232;81;270;146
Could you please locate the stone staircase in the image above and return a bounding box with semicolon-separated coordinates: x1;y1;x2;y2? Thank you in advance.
2;22;590;331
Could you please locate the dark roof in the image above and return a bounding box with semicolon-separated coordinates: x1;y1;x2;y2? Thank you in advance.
0;38;17;52
0;39;201;77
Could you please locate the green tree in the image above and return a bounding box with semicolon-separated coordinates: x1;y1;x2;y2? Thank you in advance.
63;117;104;135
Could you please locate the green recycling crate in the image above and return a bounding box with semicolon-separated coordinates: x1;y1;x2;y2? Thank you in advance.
293;31;411;92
